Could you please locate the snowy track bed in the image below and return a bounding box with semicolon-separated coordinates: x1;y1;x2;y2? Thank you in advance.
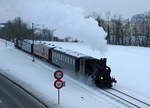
101;88;150;108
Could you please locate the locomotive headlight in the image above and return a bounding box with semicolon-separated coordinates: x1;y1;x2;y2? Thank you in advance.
106;67;109;70
100;77;103;80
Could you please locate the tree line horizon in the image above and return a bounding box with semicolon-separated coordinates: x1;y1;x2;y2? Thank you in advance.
0;11;150;47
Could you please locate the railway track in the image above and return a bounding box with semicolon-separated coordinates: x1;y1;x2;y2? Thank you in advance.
101;88;150;108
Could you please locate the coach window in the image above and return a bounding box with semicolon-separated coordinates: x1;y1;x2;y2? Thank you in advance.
72;58;73;65
55;52;57;58
63;55;65;62
61;54;62;61
67;57;69;63
65;57;67;63
70;57;72;64
71;58;72;65
66;57;68;63
37;47;38;52
45;49;47;56
57;53;59;58
62;54;63;61
66;56;67;62
62;55;63;61
64;56;65;62
72;58;75;65
73;59;75;65
45;49;46;56
67;57;69;64
39;47;41;53
59;53;60;60
70;58;72;64
64;55;66;62
40;47;42;53
60;54;61;60
57;53;59;59
71;58;73;64
61;54;63;61
64;56;66;62
63;55;64;61
54;52;56;58
68;57;70;64
72;59;74;65
55;52;56;58
56;53;57;58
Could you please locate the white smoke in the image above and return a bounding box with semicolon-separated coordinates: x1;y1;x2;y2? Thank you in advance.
1;0;107;52
0;0;19;22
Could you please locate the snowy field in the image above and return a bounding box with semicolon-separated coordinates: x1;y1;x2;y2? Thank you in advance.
0;39;150;108
43;41;150;97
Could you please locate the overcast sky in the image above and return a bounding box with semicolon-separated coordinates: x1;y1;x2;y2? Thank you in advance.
0;0;149;52
0;0;150;22
59;0;150;18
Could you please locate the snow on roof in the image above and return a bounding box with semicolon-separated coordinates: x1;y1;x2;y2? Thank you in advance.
37;41;91;58
23;40;90;58
54;47;90;58
41;42;56;48
23;39;41;44
23;40;55;48
24;40;32;43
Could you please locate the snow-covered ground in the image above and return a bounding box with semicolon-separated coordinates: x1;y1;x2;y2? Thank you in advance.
43;41;150;98
0;39;150;108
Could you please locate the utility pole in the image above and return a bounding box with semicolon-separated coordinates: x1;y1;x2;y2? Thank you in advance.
0;23;8;47
32;23;35;62
106;12;111;44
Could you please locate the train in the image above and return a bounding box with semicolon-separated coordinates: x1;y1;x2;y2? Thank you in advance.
14;39;117;88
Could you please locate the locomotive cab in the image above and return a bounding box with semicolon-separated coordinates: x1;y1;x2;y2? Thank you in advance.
95;58;117;88
85;58;116;88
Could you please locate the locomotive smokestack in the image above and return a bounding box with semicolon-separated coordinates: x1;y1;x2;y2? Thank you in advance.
99;58;107;67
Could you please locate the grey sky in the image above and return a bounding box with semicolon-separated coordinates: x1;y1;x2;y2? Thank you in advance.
59;0;150;19
0;0;150;23
0;0;149;52
0;0;19;22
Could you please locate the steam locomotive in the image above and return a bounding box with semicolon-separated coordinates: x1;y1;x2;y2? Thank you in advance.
14;39;117;87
